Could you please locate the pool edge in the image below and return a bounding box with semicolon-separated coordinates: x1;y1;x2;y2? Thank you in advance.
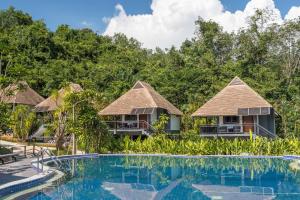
0;154;98;199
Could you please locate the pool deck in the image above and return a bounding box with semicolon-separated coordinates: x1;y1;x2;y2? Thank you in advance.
0;140;40;187
0;139;87;189
0;156;38;186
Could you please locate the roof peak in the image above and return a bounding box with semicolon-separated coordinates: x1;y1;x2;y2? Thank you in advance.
132;81;157;106
228;76;245;86
58;83;82;93
132;81;153;90
17;81;29;85
9;81;29;88
132;81;145;89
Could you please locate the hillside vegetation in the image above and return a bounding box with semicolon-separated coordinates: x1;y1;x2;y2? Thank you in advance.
0;7;299;140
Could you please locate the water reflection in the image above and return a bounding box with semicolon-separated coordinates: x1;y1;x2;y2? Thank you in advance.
29;156;300;200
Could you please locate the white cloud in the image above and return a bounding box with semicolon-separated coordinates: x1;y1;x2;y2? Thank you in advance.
102;17;111;24
285;6;300;21
81;21;93;28
103;0;300;49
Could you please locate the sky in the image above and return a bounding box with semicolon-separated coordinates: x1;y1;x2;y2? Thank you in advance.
1;0;300;49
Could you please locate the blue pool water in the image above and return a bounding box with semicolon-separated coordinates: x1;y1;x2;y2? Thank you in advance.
25;155;300;200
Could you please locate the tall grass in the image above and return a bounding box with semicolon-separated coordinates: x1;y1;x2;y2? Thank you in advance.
122;135;300;156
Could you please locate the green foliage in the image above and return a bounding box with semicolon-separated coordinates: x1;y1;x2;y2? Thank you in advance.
153;114;170;134
121;136;300;156
0;103;11;132
60;90;112;153
10;105;36;140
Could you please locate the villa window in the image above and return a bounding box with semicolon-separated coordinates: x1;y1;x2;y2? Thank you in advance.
125;115;137;121
223;116;239;124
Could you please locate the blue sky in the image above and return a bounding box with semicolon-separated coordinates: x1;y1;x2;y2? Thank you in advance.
0;0;154;32
1;0;299;33
1;0;300;49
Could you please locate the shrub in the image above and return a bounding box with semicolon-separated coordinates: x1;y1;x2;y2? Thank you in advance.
121;136;300;156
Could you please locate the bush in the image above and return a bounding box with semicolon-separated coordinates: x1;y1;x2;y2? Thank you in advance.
121;135;300;156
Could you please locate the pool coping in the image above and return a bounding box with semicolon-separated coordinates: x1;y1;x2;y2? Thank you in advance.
0;154;98;199
96;153;298;159
1;153;300;199
0;162;55;198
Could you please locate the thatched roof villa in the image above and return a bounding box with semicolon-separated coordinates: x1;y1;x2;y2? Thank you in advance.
0;81;44;106
192;77;276;138
99;81;182;135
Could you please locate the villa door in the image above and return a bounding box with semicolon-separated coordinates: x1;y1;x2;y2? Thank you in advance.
139;114;148;129
243;116;254;133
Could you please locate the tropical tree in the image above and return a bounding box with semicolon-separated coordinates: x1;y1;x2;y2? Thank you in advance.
65;90;111;153
10;105;36;140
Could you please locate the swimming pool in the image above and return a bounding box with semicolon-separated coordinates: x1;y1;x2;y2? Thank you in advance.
21;155;300;199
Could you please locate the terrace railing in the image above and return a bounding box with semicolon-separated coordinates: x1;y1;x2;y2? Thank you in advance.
200;124;246;135
105;120;156;135
199;123;276;138
256;124;277;138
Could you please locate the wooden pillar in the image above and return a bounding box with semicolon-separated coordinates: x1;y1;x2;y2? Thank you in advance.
33;143;35;155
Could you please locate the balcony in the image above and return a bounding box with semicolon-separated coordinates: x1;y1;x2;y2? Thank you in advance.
199;124;255;137
199;123;276;138
105;120;153;135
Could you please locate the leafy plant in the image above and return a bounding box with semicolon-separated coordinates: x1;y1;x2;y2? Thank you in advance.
10;105;36;140
122;136;300;156
153;114;170;134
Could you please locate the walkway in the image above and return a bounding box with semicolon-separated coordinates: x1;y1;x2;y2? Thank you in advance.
0;139;84;186
0;156;37;185
0;140;39;186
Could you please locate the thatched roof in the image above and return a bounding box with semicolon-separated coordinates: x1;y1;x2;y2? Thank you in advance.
99;81;183;116
0;81;44;106
192;77;272;116
35;83;83;112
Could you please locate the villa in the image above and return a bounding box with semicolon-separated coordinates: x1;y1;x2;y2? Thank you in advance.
99;81;183;136
192;77;276;138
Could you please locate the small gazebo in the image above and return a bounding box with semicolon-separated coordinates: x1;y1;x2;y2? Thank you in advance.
35;83;83;112
0;81;44;106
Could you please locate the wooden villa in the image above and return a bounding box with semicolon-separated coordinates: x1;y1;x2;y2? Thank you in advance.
192;77;276;138
0;81;44;107
35;83;82;112
99;81;183;136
